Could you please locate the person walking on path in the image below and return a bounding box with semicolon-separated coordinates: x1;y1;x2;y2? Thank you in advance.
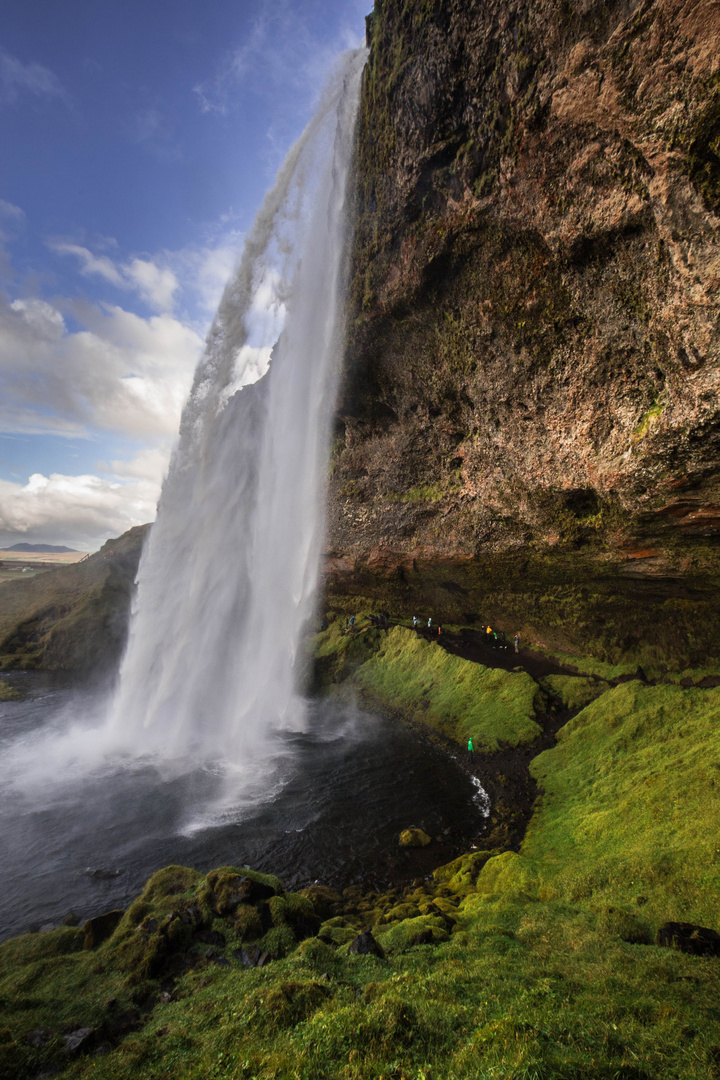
467;737;474;764
514;633;520;653
427;617;432;629
413;615;418;629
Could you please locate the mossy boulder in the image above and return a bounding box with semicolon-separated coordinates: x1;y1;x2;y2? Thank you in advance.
297;884;342;920
378;902;421;924
399;827;432;848
267;893;321;940
432;849;501;894
376;915;451;951
195;866;282;919
472;851;541;901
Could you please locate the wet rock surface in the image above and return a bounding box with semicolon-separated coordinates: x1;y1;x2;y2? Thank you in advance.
325;0;720;663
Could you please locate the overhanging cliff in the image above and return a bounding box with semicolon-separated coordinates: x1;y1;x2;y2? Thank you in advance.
326;0;720;661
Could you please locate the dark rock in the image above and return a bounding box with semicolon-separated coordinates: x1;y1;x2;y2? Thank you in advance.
215;956;230;967
348;929;385;959
656;922;720;956
292;914;322;941
83;909;124;949
63;911;81;927
197;929;226;948
178;904;203;928
63;1028;94;1055
85;867;122;880
203;870;279;917
233;945;269;968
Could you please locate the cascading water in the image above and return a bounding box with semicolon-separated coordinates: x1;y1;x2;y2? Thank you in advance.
108;48;367;772
0;45;489;940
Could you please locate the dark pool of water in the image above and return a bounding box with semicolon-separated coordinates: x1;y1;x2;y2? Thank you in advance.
0;673;487;940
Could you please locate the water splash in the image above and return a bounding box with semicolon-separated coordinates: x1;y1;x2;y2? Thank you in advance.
108;49;367;773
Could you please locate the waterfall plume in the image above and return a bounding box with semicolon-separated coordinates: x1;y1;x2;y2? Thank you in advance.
107;48;367;774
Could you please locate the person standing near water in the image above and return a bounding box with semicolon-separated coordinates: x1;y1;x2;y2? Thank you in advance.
467;737;474;763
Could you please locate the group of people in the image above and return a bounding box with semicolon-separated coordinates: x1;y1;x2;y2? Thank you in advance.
484;625;520;653
332;614;520;655
340;612;391;633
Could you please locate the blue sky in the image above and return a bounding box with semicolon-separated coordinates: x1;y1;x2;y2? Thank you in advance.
0;0;367;549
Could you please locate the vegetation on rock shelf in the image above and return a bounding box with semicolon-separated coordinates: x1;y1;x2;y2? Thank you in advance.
2;645;720;1078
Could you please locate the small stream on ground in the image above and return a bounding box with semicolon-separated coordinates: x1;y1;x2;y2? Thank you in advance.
0;673;487;941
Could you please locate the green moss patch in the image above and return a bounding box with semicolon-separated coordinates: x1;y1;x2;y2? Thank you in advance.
350;625;542;751
540;673;611;710
525;682;720;922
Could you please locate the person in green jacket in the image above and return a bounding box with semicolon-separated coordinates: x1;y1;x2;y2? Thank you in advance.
467;737;474;763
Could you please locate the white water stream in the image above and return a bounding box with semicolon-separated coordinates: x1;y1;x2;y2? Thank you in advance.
0;50;493;938
108;49;366;774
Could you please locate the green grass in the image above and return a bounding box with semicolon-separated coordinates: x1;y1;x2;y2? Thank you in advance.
346;625;542;751
540;674;610;710
523;681;720;922
2;648;720;1078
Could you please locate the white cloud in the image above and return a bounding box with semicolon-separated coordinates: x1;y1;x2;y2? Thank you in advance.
0;467;160;550
124;258;179;312
49;241;125;287
0;216;242;549
49;241;179;313
0;295;202;440
0;48;67;106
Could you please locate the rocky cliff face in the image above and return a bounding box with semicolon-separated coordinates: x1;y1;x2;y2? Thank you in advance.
325;0;720;660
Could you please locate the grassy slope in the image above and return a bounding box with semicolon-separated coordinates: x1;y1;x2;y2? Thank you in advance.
0;526;147;673
1;641;720;1078
315;622;542;752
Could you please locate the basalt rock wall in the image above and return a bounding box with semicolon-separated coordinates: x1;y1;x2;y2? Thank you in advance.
325;0;720;660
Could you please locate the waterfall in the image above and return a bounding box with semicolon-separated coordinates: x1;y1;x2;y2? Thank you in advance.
108;48;367;772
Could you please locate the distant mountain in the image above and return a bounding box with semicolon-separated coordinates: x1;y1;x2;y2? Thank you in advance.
4;543;78;553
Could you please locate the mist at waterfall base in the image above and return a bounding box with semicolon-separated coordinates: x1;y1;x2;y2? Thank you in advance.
0;675;487;939
0;50;489;940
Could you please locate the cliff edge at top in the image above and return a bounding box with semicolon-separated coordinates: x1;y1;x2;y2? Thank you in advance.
326;0;720;663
